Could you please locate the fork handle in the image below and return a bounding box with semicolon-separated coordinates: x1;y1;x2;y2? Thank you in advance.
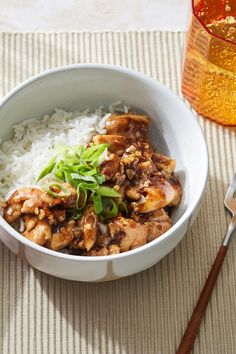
176;245;228;354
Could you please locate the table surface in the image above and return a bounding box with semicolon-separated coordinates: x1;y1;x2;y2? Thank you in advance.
1;31;236;354
1;0;189;31
4;3;234;354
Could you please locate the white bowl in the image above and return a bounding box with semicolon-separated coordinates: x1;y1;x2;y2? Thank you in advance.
0;64;208;282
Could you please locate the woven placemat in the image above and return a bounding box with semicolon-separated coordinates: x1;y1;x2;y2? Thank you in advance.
0;32;236;354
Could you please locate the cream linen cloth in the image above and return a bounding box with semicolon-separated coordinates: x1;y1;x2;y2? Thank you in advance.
0;32;236;354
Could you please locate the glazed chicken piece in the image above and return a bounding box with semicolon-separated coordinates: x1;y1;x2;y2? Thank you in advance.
109;217;148;251
152;152;176;176
4;202;22;224
106;113;150;140
100;153;120;180
125;187;141;201
120;142;154;181
134;209;173;242
168;175;182;206
79;204;98;251
108;244;120;255
4;187;57;223
137;160;157;176
70;222;110;253
124;142;153;161
135;142;153;160
48;208;66;224
132;184;172;213
47;220;76;251
83;247;109;256
133;176;181;213
23;215;38;231
3;184;77;224
121;155;139;180
93;134;130;156
146;217;172;242
82;244;120;256
139;208;172;223
23;216;52;246
79;224;114;256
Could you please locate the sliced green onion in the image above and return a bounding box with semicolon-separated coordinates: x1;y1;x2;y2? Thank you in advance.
79;168;97;176
82;181;98;190
92;193;103;215
97;186;120;197
70;145;85;156
36;155;57;182
101;198;118;220
76;166;94;176
56;144;84;157
95;173;106;184
43;183;71;198
118;200;129;216
55;144;69;154
81;144;108;160
54;170;64;180
64;164;86;173
85;144;109;161
64;172;77;187
76;184;87;210
70;173;97;183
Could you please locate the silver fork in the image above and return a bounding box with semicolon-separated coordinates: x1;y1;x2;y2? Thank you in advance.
223;174;236;245
176;174;236;354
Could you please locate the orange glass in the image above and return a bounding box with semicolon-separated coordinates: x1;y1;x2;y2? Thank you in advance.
182;0;236;125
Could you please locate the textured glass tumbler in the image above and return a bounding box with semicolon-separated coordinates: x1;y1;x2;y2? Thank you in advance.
182;0;236;125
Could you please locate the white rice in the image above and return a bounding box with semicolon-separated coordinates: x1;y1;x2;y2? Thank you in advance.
0;102;129;197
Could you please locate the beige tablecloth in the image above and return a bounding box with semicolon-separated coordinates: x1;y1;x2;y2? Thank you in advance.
0;32;236;354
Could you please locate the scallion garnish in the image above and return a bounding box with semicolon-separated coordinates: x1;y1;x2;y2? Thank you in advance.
37;143;128;219
100;198;119;220
76;184;88;210
36;156;57;182
117;200;129;216
92;193;103;215
97;186;120;197
43;183;71;198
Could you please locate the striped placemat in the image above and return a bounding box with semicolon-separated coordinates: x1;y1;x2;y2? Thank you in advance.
0;32;236;354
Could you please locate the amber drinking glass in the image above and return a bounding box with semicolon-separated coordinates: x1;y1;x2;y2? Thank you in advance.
182;0;236;125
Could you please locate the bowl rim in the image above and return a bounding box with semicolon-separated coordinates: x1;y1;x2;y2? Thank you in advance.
0;63;209;262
